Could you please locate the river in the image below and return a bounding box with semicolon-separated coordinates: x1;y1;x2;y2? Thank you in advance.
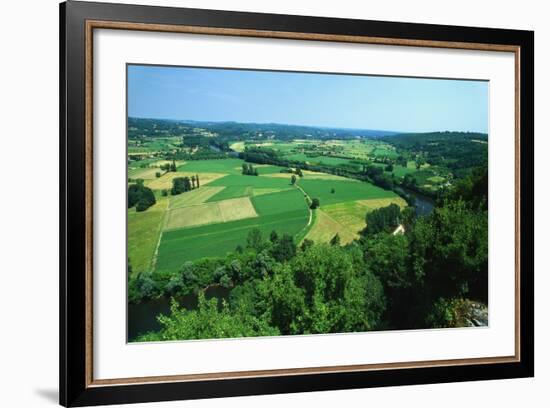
127;285;231;341
395;187;435;217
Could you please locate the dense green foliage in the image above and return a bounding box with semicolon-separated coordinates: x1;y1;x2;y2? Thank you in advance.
171;176;198;195
128;180;156;212
363;203;401;235
241;163;259;176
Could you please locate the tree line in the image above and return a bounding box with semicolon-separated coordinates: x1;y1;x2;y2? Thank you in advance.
171;174;200;195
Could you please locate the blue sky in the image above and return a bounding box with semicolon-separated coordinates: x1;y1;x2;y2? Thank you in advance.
128;65;488;133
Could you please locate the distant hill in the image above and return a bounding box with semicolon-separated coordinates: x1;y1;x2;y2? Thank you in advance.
128;117;399;140
383;131;488;146
383;131;488;174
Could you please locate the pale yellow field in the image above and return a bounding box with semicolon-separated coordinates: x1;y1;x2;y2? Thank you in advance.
324;197;407;236
306;197;407;244
265;170;351;181
217;197;258;222
128;167;163;180
163;196;258;231
145;172;226;190
169;186;225;209
301;170;356;181
164;202;223;230
262;172;298;179
304;209;357;245
323;202;369;236
150;159;185;168
356;197;407;211
229;142;245;152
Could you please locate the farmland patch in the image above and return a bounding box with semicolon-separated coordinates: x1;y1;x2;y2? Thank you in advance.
298;179;396;206
146;172;225;190
304;209;356;245
169;186;225;209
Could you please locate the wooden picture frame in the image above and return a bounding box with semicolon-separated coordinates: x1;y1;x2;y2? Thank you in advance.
60;1;534;406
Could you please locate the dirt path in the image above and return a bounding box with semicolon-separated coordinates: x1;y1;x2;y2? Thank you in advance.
295;183;313;227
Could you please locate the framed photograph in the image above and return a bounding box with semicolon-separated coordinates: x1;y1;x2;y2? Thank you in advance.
60;1;534;406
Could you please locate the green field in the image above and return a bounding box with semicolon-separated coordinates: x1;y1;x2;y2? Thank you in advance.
283;153;353;166
157;207;309;272
251;189;308;216
128;167;162;180
177;159;244;175
208;174;293;189
169;186;225;209
298;179;397;206
127;197;168;276
206;186;251;202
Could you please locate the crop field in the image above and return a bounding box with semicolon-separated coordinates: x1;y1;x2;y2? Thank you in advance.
127;197;169;276
298;179;397;206
130;154;409;274
283;153;353;166
169;186;225;209
218;197;259;222
177;159;244;174
304;209;357;245
128;167;163;180
164;197;258;230
322;197;407;237
156;208;309;272
208;174;293;189
206;186;253;202
251;189;308;216
229;141;245;152
145;171;225;190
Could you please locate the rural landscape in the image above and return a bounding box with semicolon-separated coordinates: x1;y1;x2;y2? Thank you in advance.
127;66;489;342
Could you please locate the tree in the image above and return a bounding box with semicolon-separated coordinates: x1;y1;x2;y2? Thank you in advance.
385;163;394;172
258;265;305;334
246;229;263;251
330;233;341;246
330;187;335;194
296;167;303;177
171;177;192;195
137;294;279;342
171;177;185;195
170;160;177;172
270;230;279;243
300;239;314;252
291;175;297;185
191;175;196;189
195;174;200;188
155;171;161;178
271;234;297;262
363;203;401;235
310;198;320;209
290;245;385;333
253;168;259;176
128;272;157;302
128;182;156;211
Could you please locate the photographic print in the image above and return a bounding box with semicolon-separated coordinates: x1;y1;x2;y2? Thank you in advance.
126;64;489;343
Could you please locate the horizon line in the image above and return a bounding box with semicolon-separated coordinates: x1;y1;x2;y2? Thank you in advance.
128;116;489;135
